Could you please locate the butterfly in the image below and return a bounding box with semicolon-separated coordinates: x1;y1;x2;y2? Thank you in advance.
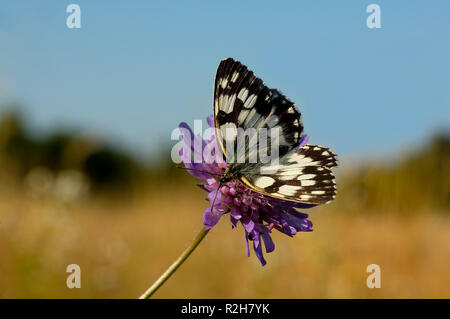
213;58;337;205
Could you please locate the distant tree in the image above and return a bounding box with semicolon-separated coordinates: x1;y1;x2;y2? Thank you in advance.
83;147;140;192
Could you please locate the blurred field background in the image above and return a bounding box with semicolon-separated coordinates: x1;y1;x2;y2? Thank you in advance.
0;110;448;298
1;1;450;299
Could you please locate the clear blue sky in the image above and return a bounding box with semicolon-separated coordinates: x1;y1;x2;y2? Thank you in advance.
0;1;449;161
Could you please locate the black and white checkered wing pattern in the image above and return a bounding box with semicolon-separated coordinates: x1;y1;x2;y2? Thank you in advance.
241;145;338;204
213;58;338;205
214;58;304;163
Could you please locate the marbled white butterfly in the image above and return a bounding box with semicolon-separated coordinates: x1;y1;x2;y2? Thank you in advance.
214;58;337;205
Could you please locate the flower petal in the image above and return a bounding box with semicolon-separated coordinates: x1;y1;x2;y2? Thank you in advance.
179;148;212;181
282;212;313;232
206;114;214;128
203;206;224;229
230;206;242;220
298;134;309;147
261;232;275;253
179;122;206;162
207;189;222;206
253;235;267;266
230;215;239;228
241;217;255;233
244;231;250;257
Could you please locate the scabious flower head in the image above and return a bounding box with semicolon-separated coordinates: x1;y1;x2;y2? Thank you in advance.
178;115;315;266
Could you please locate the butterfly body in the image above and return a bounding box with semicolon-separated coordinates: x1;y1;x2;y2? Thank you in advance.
213;58;337;205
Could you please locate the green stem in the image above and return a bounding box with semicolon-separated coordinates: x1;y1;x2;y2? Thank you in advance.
138;227;210;299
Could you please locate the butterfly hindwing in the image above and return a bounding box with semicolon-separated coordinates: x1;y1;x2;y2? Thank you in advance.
241;145;337;204
214;58;304;163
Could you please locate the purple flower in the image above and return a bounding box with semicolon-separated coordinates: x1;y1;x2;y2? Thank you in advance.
178;115;315;266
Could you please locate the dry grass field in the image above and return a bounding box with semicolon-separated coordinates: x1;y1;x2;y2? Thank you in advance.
1;185;449;299
0;114;448;298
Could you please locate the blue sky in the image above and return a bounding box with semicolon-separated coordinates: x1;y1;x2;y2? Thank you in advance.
0;1;449;161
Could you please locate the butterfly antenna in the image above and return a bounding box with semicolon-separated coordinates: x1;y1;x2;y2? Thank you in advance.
175;165;221;177
210;181;222;214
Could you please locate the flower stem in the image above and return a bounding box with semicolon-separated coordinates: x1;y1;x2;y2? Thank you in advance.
138;227;210;299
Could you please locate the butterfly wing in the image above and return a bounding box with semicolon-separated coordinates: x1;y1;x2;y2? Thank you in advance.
213;58;338;205
214;58;304;163
240;144;338;204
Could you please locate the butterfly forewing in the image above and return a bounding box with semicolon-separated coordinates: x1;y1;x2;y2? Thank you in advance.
214;58;304;163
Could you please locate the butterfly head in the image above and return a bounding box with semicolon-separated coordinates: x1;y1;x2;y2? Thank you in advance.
219;168;234;184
